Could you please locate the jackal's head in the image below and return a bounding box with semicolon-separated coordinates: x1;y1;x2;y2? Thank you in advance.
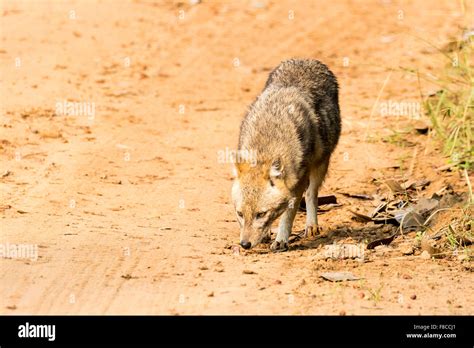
231;158;294;249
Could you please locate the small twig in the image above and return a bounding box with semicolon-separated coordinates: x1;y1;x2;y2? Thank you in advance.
364;70;393;142
463;168;473;204
424;207;460;226
407;146;418;178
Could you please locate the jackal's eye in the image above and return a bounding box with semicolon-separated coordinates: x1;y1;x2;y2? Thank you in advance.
256;211;267;219
236;211;244;218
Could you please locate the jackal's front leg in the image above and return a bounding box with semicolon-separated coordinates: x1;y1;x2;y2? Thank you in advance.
270;195;302;252
304;160;329;238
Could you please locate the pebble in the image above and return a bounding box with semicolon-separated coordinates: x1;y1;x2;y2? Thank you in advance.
251;1;266;8
420;250;431;260
401;245;414;255
410;294;417;300
421;239;438;255
232;245;240;255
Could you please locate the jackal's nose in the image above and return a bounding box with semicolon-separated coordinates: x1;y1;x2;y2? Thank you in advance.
240;241;251;249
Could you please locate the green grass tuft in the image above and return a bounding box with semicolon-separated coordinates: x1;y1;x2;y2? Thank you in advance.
423;34;473;170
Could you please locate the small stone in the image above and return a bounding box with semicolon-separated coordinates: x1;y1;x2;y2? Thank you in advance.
420;250;431;260
421;239;437;255
207;292;214;297
401;245;414;255
243;270;256;275
232;245;240;255
251;0;265;8
339;310;346;316
274;279;282;285
410;294;417;300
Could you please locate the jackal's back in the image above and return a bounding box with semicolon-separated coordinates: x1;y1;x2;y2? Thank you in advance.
264;58;341;155
238;59;341;178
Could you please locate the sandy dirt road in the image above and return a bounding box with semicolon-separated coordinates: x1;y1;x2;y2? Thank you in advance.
0;0;472;314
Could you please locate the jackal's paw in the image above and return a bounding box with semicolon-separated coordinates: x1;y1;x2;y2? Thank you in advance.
270;240;288;252
304;224;327;238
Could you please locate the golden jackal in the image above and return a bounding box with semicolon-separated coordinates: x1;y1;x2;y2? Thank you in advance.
232;59;341;252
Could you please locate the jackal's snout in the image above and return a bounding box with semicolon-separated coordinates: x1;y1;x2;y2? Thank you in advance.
238;221;271;249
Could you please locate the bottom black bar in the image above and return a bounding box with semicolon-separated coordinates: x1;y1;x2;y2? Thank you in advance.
0;316;472;346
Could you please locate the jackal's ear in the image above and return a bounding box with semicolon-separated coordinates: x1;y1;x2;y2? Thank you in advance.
269;158;283;179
